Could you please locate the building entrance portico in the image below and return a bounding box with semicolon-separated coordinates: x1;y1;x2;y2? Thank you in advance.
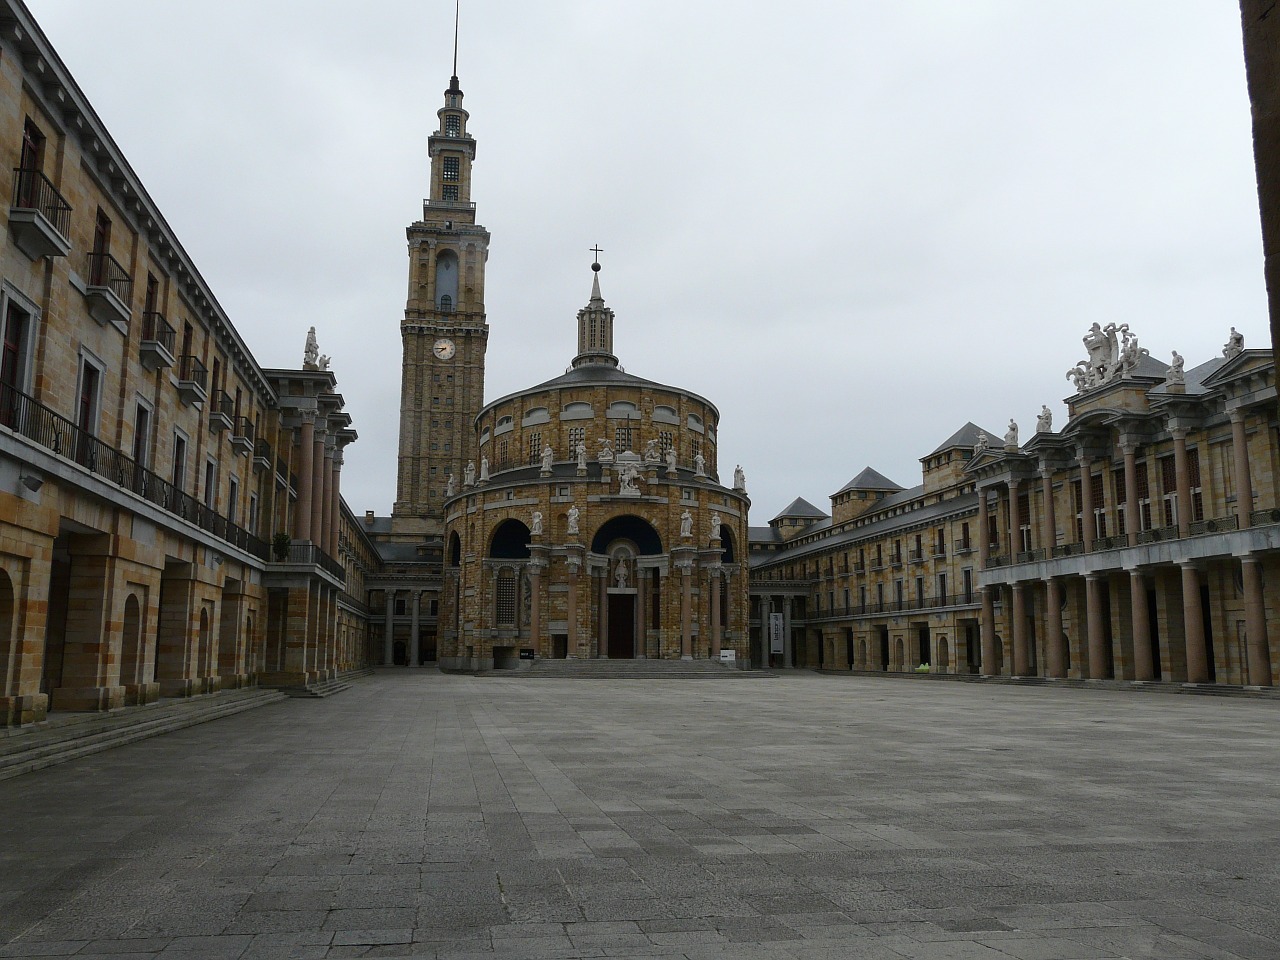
607;592;636;658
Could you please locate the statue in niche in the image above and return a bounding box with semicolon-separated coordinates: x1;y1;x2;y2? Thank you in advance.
709;511;722;541
541;444;553;472
303;326;319;369
1004;419;1019;449
576;440;587;470
566;504;580;536
1223;326;1244;359
1036;406;1052;433
597;438;614;463
463;460;476;486
680;510;693;538
445;473;457;498
531;511;543;536
615;556;629;589
694;453;706;477
733;464;746;491
1166;350;1185;386
619;461;644;495
479;457;490;482
644;439;660;463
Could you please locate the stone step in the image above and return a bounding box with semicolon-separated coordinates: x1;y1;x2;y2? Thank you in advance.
0;687;287;781
272;668;373;699
512;659;775;680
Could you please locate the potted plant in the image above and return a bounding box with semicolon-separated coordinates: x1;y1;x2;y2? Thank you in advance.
272;532;291;562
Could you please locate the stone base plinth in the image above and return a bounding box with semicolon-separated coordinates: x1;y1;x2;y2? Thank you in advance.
0;693;49;727
52;684;126;712
122;682;160;706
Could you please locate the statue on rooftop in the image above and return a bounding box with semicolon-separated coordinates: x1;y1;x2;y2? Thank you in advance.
303;326;320;369
1036;406;1052;433
1223;327;1244;359
1166;350;1185;386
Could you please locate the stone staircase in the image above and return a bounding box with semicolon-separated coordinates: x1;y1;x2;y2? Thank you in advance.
0;686;287;782
278;668;374;699
513;658;775;680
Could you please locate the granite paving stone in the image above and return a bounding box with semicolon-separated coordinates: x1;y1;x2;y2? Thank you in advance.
0;672;1278;959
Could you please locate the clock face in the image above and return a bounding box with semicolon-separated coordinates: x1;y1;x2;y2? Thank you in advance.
433;338;456;360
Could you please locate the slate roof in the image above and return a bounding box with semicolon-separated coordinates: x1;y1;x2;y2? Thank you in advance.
1148;354;1225;397
926;422;1002;457
833;466;903;496
770;497;829;523
481;361;719;422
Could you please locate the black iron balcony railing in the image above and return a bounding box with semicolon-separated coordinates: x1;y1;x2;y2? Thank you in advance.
178;354;208;389
277;542;345;581
141;310;176;353
0;380;267;561
11;167;71;236
232;416;255;444
211;390;234;420
87;251;133;304
807;591;984;621
954;539;974;554
908;548;924;563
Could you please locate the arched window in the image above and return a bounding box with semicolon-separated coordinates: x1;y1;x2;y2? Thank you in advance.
435;250;459;310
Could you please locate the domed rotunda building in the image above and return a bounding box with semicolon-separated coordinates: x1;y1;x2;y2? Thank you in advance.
437;264;750;671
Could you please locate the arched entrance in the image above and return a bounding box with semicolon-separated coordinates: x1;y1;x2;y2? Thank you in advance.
119;593;143;699
591;515;663;659
0;567;14;698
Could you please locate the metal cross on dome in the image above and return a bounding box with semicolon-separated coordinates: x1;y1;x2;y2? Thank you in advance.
590;245;603;267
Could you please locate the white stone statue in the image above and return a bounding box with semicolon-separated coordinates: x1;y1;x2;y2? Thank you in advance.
1166;350;1185;385
445;473;457;498
317;354;330;371
540;444;553;472
531;511;543;536
643;439;659;463
303;326;319;369
1069;322;1147;393
597;438;614;463
576;440;587;471
694;453;706;477
566;504;580;536
479;456;489;482
614;557;629;589
665;447;678;476
733;464;746;492
463;460;476;486
709;511;722;541
680;510;693;538
1004;419;1019;450
618;461;644;495
1036;406;1052;434
973;432;989;456
1223;326;1244;359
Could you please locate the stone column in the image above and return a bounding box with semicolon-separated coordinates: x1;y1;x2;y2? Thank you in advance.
1011;582;1029;676
1181;562;1208;683
978;489;990;568
1242;556;1271;686
1079;453;1095;552
709;566;722;659
410;590;421;667
1130;569;1153;681
1085;573;1107;679
1045;578;1065;678
328;448;344;556
320;444;336;556
597;569;609;659
680;562;693;660
528;549;547;657
1231;410;1255;530
636;568;648;658
980;587;997;676
1122;443;1140;547
1008;480;1021;560
383;589;394;666
1172;429;1191;538
566;556;581;657
1040;467;1057;556
295;410;315;542
310;428;327;545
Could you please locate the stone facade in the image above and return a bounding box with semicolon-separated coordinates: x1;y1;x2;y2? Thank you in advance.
0;1;374;727
752;330;1279;688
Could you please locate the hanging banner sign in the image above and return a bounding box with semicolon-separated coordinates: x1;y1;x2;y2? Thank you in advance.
769;613;785;655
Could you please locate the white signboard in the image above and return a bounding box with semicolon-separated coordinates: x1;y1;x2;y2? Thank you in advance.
768;613;785;655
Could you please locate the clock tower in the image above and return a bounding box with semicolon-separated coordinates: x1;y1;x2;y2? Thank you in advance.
391;68;490;538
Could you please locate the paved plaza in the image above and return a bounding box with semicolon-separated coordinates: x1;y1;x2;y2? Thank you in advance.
1;672;1278;960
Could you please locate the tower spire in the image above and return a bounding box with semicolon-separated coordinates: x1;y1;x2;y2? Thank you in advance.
451;0;460;89
574;249;617;369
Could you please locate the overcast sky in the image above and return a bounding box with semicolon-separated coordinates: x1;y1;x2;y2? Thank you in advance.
29;1;1267;523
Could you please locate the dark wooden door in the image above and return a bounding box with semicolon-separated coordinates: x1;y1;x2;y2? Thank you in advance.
607;595;634;659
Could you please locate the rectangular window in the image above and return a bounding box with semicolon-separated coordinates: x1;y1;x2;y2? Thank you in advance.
1188;447;1204;522
1136;461;1152;531
914;576;924;604
566;425;585;458
615;425;633;453
172;432;187;492
1091;472;1106;539
1018;491;1033;552
690;437;701;462
1;299;32;426
132;401;151;467
527;431;542;465
227;475;239;526
249;492;259;534
962;568;973;604
89;208;112;284
496;574;517;626
1160;455;1177;527
204;459;217;509
19;118;44;175
445;115;461;137
442;184;459;201
937;572;948;601
442;156;460;182
658;430;673;458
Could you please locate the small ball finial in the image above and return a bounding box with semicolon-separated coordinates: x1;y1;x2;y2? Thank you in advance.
591;261;601;272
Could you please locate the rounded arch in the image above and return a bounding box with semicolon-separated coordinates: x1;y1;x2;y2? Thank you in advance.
489;519;531;559
718;526;736;563
448;531;461;567
857;639;867;670
435;249;459;310
937;637;950;672
591;515;663;556
893;637;904;671
0;567;14;696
